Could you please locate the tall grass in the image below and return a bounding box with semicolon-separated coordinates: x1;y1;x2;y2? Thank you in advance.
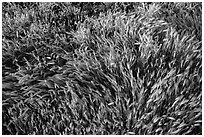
2;2;202;135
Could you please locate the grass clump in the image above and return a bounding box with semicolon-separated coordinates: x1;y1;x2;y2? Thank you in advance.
2;2;202;135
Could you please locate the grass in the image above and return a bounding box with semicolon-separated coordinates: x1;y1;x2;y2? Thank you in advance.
2;2;202;135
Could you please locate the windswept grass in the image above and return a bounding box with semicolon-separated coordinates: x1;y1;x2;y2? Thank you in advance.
2;2;202;135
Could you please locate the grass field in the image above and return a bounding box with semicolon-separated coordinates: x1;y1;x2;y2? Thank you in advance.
2;2;202;135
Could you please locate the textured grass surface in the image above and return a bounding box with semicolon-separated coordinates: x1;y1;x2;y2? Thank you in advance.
2;2;202;135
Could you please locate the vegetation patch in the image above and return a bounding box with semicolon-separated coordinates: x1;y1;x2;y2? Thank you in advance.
2;2;202;135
